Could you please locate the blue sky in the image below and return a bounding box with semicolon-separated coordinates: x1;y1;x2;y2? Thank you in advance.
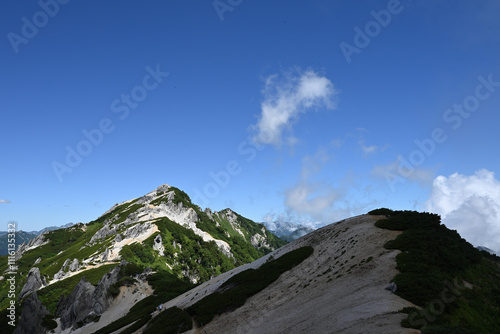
1;1;500;252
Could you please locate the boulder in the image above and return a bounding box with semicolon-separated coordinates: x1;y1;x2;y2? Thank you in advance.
153;234;165;256
56;265;121;330
69;258;79;272
13;292;48;334
18;267;45;300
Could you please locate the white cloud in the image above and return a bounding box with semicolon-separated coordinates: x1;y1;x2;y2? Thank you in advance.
285;181;340;221
424;169;500;254
359;139;378;156
0;199;11;204
283;147;376;225
252;68;337;147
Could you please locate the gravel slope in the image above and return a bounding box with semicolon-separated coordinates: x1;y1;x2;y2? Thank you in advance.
181;214;420;334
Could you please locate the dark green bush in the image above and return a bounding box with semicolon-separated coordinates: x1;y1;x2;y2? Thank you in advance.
144;307;192;334
376;210;500;333
187;246;313;326
368;208;394;216
42;314;57;330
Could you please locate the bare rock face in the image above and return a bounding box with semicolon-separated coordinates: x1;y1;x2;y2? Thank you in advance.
88;225;117;245
13;291;48;334
56;265;121;330
16;234;46;260
153;234;165;256
53;258;80;281
123;221;154;239
18;267;46;300
69;258;80;272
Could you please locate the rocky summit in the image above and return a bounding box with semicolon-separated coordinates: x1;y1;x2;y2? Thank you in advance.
0;184;284;333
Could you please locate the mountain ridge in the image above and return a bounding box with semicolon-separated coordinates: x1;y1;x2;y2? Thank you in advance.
0;184;285;333
2;190;500;334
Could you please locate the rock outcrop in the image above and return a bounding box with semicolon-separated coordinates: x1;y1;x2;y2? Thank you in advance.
15;234;47;260
53;258;81;281
88;224;117;245
14;292;49;334
56;265;121;330
18;267;46;300
153;234;165;256
69;258;80;272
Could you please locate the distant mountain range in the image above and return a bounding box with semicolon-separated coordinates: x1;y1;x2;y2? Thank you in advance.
263;220;315;242
0;223;74;255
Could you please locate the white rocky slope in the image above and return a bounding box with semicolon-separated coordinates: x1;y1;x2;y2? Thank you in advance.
150;214;419;334
44;184;276;285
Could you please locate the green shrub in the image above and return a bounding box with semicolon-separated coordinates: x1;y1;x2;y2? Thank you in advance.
144;307;192;334
187;246;313;326
94;270;194;334
376;210;500;333
108;284;120;297
42;314;58;330
368;208;394;216
37;264;118;313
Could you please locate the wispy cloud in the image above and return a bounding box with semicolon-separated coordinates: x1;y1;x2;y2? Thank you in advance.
359;139;378;156
0;199;11;204
424;169;500;254
252;68;337;148
371;160;435;190
283;147;339;223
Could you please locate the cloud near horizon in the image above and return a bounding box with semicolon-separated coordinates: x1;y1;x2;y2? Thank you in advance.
424;169;500;254
252;68;337;147
0;199;11;204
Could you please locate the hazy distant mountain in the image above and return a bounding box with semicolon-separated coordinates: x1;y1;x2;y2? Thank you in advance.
264;220;314;241
0;231;37;255
27;222;76;236
477;245;498;255
0;223;76;255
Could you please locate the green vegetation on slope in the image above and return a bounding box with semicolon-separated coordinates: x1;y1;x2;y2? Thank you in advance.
0;222;107;311
143;306;192;334
369;208;500;333
187;246;314;327
93;270;195;334
0;184;287;333
0;231;36;256
150;187;286;259
120;217;236;282
37;263;118;314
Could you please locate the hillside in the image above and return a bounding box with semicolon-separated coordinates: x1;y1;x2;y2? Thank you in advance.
0;224;75;256
161;214;418;333
2;199;499;333
0;232;36;256
77;210;499;334
0;184;285;333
